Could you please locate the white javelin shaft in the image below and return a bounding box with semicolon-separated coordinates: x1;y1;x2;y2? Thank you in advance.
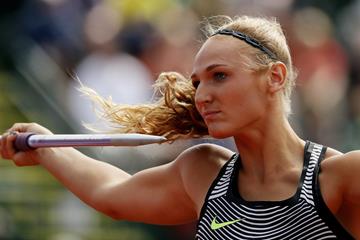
0;133;167;149
27;134;167;147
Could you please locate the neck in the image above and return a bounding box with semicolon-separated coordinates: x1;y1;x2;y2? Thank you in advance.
234;112;305;183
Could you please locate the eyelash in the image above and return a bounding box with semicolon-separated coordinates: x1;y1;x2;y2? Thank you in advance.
213;72;227;81
191;72;227;89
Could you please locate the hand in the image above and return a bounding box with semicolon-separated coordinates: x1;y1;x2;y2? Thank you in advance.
0;123;53;166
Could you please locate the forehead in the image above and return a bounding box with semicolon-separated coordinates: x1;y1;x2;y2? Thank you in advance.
192;36;250;74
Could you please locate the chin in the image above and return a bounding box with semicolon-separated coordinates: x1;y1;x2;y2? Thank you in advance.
207;127;232;139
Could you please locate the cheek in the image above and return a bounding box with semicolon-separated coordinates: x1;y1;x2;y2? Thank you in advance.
226;84;266;120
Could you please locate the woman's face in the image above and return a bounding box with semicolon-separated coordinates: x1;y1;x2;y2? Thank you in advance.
191;36;268;138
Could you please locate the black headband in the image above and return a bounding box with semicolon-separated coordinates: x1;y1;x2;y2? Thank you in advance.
212;29;277;60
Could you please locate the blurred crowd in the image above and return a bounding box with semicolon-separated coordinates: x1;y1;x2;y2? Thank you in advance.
2;0;359;150
1;0;360;239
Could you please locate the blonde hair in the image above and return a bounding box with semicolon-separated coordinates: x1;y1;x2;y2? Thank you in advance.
81;15;296;141
80;72;207;142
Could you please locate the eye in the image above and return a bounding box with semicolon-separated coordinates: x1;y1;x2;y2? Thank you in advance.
213;72;227;81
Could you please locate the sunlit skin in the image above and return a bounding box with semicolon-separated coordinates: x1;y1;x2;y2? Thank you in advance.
191;35;360;236
192;36;268;140
0;34;360;237
192;36;304;185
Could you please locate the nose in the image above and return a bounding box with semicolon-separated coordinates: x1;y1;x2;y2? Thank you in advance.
195;82;212;108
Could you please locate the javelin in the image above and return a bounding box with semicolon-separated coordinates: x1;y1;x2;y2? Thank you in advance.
0;133;167;151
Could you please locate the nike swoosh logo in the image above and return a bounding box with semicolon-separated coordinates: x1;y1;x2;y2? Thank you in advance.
210;216;242;230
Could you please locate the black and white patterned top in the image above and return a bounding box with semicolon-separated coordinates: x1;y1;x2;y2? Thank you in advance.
195;141;354;239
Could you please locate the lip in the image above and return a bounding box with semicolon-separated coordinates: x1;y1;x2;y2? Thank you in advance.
202;110;221;121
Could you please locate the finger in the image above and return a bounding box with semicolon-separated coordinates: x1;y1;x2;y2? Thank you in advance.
4;133;18;159
0;130;14;149
0;132;5;149
0;132;10;159
2;123;30;159
8;123;31;133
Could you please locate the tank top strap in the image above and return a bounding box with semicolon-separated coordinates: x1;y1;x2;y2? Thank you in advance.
207;154;238;200
299;141;327;206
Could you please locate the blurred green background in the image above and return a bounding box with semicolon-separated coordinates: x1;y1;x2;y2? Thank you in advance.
1;0;360;239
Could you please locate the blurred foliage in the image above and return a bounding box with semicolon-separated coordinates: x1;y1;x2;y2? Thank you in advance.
0;72;27;132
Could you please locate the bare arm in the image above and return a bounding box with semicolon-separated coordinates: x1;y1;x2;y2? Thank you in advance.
336;151;360;237
320;150;360;237
337;151;360;204
0;123;197;225
95;157;198;224
321;149;360;207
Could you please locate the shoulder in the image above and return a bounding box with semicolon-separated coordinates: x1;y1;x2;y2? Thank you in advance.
320;147;360;203
321;147;360;176
174;143;235;175
317;148;349;213
173;143;235;215
320;147;359;182
320;148;360;234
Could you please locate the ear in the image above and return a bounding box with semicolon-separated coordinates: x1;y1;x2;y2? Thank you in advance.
267;62;287;94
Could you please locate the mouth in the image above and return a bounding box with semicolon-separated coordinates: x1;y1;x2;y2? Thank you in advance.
202;110;221;121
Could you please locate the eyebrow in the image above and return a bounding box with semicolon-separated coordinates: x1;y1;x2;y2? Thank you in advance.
191;63;227;79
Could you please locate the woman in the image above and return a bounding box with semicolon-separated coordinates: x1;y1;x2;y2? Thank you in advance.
1;16;359;239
